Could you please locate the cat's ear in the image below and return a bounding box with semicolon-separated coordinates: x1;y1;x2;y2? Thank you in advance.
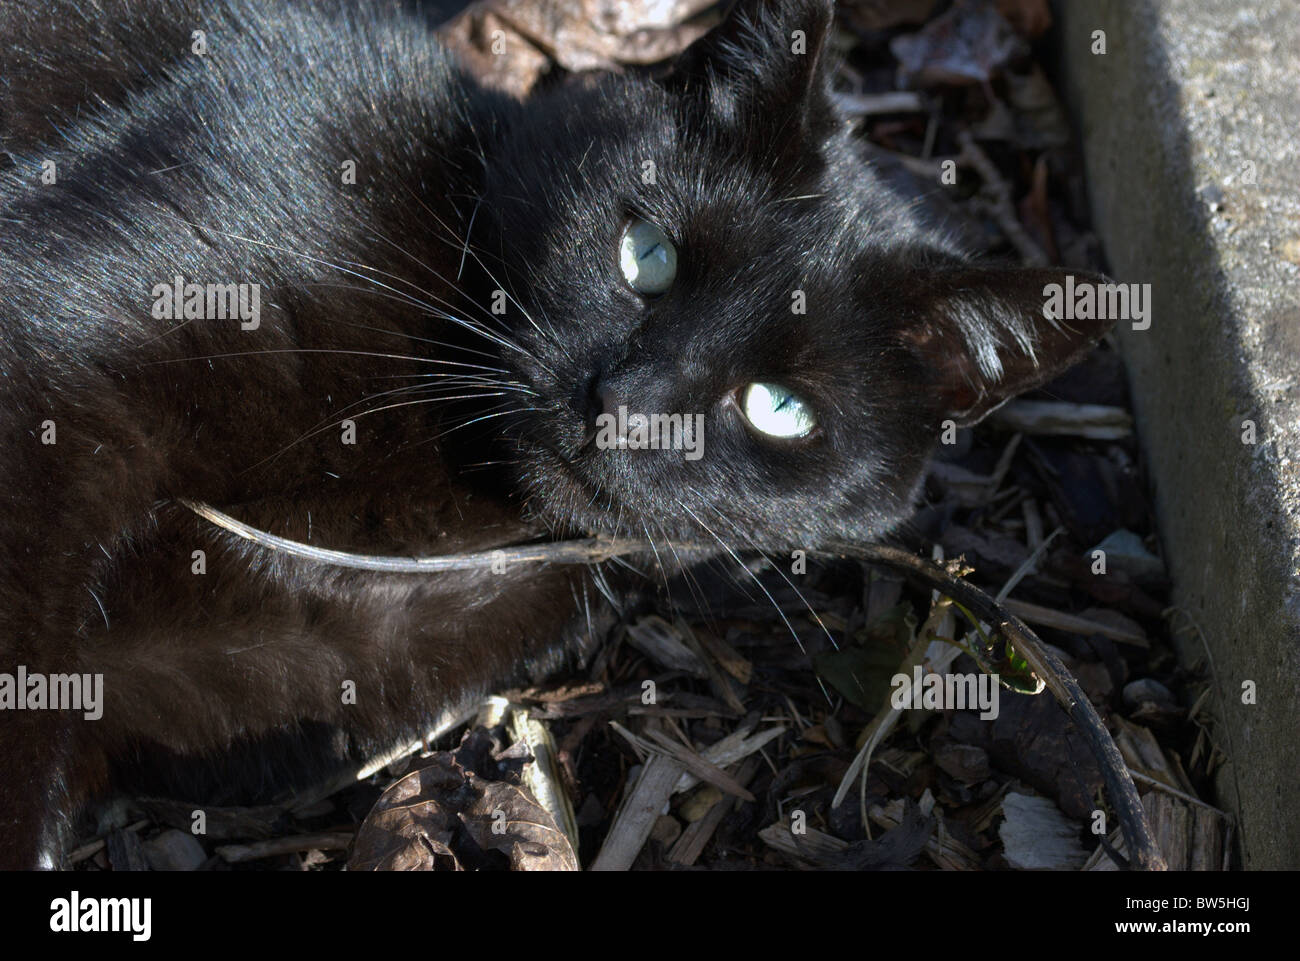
663;0;836;130
896;262;1117;425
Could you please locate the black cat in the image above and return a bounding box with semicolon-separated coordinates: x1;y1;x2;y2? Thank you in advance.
0;0;1111;868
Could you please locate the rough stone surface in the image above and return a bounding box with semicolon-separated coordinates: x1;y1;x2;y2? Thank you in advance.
1054;0;1300;869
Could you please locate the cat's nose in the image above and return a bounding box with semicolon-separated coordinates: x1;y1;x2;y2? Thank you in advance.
597;381;629;428
581;367;672;441
568;372;603;424
568;373;635;442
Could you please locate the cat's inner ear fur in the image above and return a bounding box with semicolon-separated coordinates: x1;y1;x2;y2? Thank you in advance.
896;261;1117;425
663;0;837;132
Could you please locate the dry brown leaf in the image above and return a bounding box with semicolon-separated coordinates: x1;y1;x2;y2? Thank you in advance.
348;753;578;871
996;0;1052;39
437;0;722;98
1005;64;1072;148
1019;152;1059;262
838;0;937;32
889;0;1026;88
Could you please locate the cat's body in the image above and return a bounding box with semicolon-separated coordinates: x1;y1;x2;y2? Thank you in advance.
0;0;609;868
0;0;1110;868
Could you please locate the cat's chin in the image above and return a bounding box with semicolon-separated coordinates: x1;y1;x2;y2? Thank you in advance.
512;440;616;533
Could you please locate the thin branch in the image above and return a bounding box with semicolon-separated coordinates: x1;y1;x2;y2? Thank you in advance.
181;499;652;572
829;542;1166;871
957;130;1049;267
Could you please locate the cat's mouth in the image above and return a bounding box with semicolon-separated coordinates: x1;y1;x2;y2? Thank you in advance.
509;399;718;540
545;442;620;500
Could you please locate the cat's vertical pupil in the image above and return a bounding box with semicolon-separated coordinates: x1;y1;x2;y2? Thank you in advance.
741;383;817;438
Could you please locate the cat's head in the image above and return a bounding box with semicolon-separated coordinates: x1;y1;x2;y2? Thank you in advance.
477;0;1113;551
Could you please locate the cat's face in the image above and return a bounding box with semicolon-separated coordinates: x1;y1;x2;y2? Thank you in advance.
477;0;1111;552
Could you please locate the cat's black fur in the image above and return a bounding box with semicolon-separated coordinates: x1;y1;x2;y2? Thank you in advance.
0;0;1111;868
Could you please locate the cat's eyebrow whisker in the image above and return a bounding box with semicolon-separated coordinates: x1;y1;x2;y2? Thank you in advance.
387;183;519;325
398;183;569;358
770;193;827;204
437;201;574;363
442;193;518;272
346;218;515;333
457;194;483;282
675;498;810;658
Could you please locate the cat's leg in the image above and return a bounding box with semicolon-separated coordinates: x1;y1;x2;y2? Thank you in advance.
0;384;174;867
0;710;113;870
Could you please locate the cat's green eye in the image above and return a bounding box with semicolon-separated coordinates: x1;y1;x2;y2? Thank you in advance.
740;383;817;439
618;217;676;295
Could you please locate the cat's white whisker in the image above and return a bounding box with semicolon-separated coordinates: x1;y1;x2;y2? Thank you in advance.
153;213;545;371
289;378;530;441
457;195;484;282
144;346;502;371
695;494;837;650
432;405;546;442
297;281;517;362
348;216;520;335
240;386;519;473
398;183;571;362
675;498;811;659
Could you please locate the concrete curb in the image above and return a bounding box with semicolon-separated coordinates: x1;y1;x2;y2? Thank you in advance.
1054;0;1300;868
